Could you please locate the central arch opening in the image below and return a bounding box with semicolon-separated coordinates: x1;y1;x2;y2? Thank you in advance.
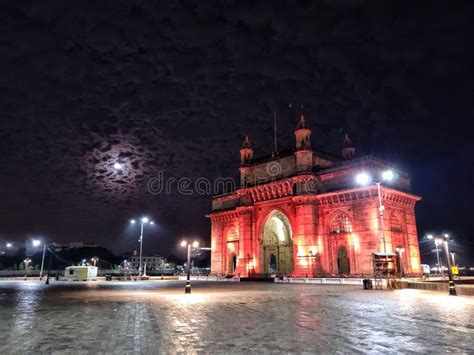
268;254;277;273
261;211;294;275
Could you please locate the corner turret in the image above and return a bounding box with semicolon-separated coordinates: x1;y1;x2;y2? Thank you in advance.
294;114;313;173
342;133;355;159
294;114;311;150
240;136;254;165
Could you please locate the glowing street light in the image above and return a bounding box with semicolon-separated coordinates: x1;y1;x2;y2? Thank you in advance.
355;172;372;186
427;234;443;276
6;242;12;248
129;216;154;276
181;240;199;294
31;239;48;280
23;258;32;278
382;170;395;181
356;169;396;253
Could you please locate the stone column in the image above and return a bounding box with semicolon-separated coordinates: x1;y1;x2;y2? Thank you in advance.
292;197;318;277
405;204;421;273
235;207;254;277
352;197;380;274
210;218;224;275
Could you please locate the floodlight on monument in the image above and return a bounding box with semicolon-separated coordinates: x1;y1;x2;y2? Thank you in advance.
356;172;372;186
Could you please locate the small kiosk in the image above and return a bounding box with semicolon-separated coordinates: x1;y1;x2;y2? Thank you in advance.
372;253;398;289
64;266;98;281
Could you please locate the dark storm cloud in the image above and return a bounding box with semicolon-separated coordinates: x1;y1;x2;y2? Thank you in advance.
0;1;473;261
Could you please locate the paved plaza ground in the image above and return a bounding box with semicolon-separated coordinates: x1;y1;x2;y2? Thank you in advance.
0;280;473;354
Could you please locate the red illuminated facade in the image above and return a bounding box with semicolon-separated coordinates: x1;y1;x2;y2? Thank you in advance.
208;115;422;277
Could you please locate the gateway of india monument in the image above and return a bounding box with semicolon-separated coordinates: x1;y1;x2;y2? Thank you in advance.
208;114;422;277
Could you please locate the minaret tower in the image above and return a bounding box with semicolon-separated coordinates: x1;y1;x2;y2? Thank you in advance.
294;114;313;173
342;133;355;159
239;136;254;186
240;136;253;164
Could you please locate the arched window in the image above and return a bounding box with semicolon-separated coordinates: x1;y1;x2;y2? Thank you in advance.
329;213;353;234
390;213;403;233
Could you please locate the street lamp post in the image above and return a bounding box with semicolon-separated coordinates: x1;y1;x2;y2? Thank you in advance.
356;170;395;253
427;234;443;276
23;258;32;278
31;239;48;280
440;234;457;296
181;240;199;294
39;244;46;279
130;217;154;277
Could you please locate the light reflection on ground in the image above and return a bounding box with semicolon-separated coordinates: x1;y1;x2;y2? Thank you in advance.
0;280;472;353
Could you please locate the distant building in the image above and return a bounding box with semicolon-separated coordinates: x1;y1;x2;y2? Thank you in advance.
68;242;98;249
51;242;99;250
130;255;165;271
208;114;422;277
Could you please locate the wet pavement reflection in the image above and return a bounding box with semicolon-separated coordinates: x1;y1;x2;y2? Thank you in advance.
0;280;473;353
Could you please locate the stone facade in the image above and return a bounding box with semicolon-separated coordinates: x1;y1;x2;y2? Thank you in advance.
207;115;422;277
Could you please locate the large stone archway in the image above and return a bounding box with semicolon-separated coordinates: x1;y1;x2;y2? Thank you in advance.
261;211;294;275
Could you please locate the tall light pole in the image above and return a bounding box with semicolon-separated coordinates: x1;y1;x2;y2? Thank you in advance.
130;217;154;277
427;234;443;276
181;240;199;294
24;258;32;278
440;234;456;296
356;170;396;253
32;239;47;279
40;244;46;279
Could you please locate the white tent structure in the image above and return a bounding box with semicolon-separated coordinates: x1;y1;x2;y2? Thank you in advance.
64;266;98;281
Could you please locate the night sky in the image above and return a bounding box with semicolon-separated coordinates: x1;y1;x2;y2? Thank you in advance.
1;1;473;263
